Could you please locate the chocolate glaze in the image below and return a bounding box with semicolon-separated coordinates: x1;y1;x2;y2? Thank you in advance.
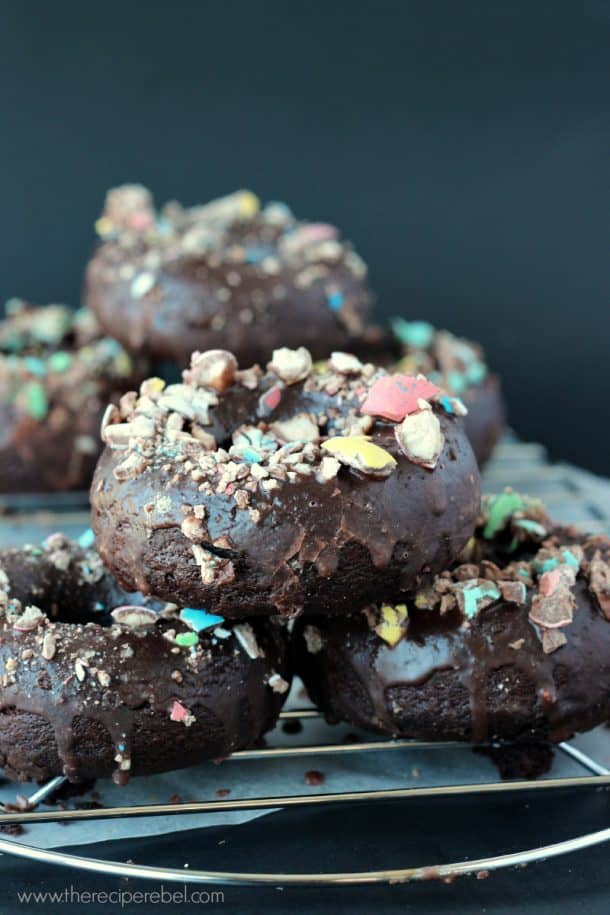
0;536;290;783
91;351;480;616
85;186;373;366
0;301;144;492
295;523;610;746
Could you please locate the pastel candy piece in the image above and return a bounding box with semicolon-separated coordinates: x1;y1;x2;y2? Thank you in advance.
24;382;48;421
394;410;444;470
321;435;397;478
375;604;408;647
513;518;547;538
361;374;440;422
483;491;525;539
391;318;435;349
456;581;501;619
111;605;158;629
170;700;189;722
258;385;282;416
179;608;224;632
78;528;95;549
539;568;562;596
175;631;200;647
439;395;468;417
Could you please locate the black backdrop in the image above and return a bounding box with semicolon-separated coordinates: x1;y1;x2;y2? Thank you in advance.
0;0;608;471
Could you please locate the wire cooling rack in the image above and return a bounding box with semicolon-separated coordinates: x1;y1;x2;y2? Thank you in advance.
0;435;609;886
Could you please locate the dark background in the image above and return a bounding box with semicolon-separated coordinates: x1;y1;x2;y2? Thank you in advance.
0;0;608;471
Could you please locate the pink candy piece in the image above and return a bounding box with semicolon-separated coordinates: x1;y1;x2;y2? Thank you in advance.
170;700;188;722
361;375;440;422
294;223;338;244
539;568;562;596
260;385;282;415
128;211;154;232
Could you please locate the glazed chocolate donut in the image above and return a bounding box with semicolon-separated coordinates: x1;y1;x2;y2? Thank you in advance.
84;185;373;366
91;348;480;617
390;319;505;466
295;491;610;746
0;533;290;783
0;300;142;492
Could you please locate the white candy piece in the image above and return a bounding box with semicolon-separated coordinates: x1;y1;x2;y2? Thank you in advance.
184;350;238;393
233;623;265;659
395;410;444;470
111;605;158;630
328;352;363;375
267;347;312;384
270;412;319;444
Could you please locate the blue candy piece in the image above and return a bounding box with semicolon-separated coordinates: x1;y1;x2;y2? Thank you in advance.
179;608;225;632
23;356;46;377
439;395;455;415
327;291;344;312
78;528;95;549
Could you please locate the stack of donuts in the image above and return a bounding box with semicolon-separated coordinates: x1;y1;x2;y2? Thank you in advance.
0;185;608;786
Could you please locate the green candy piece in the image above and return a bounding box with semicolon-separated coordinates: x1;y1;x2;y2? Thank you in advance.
483;491;525;539
24;382;48;421
391;317;435;349
175;631;199;648
463;582;500;619
561;548;580;568
48;351;72;373
513;518;547;537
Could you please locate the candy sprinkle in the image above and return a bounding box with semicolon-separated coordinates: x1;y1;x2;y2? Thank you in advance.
391;318;435;349
455;581;501;619
375;604;408;647
179;608;224;632
175;631;199;648
77;528;95;549
24;382;48;421
111;606;158;629
361;375;440;422
482;491;524;539
394;410;444;470
321;435;396;478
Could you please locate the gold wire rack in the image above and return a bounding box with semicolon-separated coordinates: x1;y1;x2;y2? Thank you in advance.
0;707;609;887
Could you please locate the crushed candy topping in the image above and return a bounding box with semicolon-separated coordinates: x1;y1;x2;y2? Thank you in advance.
321;435;396;478
361;374;440;422
375;604;409;647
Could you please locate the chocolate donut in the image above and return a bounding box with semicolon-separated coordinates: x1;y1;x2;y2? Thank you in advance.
0;533;290;783
0;300;142;492
91;348;480;617
295;491;610;746
84;185;373;366
390;319;505;466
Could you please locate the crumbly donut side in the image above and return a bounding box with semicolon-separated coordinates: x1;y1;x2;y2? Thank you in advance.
85;186;373;364
91;348;481;615
0;300;141;491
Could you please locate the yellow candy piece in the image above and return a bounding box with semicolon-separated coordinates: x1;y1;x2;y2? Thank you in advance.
237;190;260;218
375;604;409;647
147;376;166;394
396;354;418;374
95;216;114;237
321;435;396;478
